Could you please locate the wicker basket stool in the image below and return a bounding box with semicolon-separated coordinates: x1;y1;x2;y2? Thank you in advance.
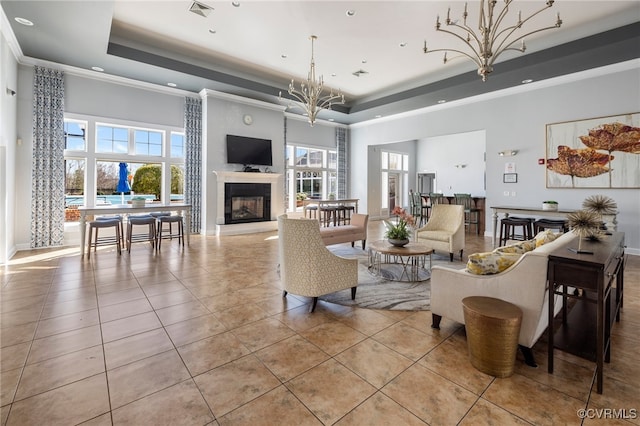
462;296;523;378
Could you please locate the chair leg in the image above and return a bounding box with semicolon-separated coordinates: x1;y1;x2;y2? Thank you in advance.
309;297;318;313
351;286;357;300
362;239;366;250
351;241;355;248
519;345;538;367
282;290;288;297
449;252;454;262
87;225;93;259
431;314;442;329
459;249;464;261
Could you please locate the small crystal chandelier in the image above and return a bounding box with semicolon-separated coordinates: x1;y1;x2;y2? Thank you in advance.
423;0;562;81
281;35;344;126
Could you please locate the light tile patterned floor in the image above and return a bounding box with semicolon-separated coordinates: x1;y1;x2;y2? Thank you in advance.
1;221;639;425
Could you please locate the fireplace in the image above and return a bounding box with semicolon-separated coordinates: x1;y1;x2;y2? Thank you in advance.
224;183;271;224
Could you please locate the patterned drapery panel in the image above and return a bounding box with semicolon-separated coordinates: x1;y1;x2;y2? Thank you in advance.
31;66;65;248
337;127;348;199
184;97;202;233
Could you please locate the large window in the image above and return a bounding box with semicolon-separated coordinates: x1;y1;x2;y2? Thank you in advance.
63;115;185;222
285;144;337;211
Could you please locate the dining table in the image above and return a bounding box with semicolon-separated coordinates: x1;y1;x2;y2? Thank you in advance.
78;203;192;256
490;205;617;247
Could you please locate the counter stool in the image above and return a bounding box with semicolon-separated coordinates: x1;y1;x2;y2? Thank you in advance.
87;218;122;259
343;205;355;225
305;204;318;219
95;215;125;247
499;217;534;246
320;206;337;227
534;218;568;234
150;212;172;236
462;296;523;378
126;215;156;253
156;215;184;250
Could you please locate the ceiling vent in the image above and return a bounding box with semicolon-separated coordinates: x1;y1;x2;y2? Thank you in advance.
352;69;369;77
189;1;213;17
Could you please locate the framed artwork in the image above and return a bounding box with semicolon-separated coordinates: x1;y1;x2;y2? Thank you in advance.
545;112;640;188
503;173;517;183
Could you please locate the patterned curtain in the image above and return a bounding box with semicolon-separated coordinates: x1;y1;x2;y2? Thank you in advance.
31;66;65;248
184;96;202;233
336;127;348;199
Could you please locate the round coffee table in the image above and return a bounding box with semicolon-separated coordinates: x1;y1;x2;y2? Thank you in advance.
368;240;434;282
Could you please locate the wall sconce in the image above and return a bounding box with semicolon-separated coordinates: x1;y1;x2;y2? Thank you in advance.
498;150;518;157
6;88;16;96
454;164;467;168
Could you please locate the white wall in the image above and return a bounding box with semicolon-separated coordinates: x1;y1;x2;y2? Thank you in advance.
416;130;486;196
0;28;18;263
351;62;640;253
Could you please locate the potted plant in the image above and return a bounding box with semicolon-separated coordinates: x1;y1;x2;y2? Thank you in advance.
296;192;307;207
131;196;146;208
384;206;415;247
542;200;558;211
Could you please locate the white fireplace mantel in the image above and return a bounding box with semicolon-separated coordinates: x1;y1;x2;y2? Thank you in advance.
212;171;283;235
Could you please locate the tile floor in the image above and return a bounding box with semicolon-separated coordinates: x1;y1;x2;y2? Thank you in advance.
1;221;639;425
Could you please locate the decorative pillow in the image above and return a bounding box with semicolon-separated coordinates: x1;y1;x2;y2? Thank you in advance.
466;251;522;275
534;230;558;247
494;239;536;254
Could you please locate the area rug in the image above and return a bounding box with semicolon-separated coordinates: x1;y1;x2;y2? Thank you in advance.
320;245;466;311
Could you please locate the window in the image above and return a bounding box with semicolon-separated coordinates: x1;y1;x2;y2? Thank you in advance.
170;133;185;158
63;115;185;222
97;125;128;153
64;121;86;151
285;144;337;211
134;129;162;156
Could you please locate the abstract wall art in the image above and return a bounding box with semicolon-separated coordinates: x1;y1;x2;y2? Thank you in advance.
546;112;640;188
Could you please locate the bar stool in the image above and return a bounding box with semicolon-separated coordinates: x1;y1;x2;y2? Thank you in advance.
534;219;569;234
95;215;125;247
156;215;184;250
499;217;534;246
150;212;172;236
454;193;481;235
305;204;318;219
343;205;355;224
87;218;122;259
320;205;337;227
126;215;156;253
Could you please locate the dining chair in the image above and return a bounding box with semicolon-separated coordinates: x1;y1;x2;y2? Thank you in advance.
454;193;481;235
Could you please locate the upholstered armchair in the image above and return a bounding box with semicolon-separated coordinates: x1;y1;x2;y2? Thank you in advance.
277;215;358;312
416;204;465;261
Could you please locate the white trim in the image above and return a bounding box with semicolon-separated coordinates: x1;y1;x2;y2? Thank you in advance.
284;111;348;129
0;6;23;59
350;59;640;128
19;56;195;98
199;88;286;112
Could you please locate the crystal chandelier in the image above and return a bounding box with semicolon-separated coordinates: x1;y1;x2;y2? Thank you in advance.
282;35;344;126
423;0;562;81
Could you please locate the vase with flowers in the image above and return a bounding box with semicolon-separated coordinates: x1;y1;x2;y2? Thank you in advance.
384;206;415;247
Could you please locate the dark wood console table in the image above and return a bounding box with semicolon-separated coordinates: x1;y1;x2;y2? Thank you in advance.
547;232;625;394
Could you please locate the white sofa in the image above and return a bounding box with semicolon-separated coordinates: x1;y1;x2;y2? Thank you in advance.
430;231;577;367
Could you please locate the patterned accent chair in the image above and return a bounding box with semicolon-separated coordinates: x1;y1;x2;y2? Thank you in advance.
416;204;465;261
278;215;358;312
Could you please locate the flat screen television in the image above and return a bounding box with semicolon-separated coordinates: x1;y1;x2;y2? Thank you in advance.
226;135;273;166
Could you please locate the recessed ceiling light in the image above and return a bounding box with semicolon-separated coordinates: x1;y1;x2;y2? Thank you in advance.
522;79;534;84
15;17;34;26
167;83;177;87
281;54;287;59
361;59;367;64
328;118;335;122
437;99;447;104
209;29;216;34
375;115;382;118
232;2;240;7
399;42;408;48
331;73;337;77
91;66;104;72
346;10;356;17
